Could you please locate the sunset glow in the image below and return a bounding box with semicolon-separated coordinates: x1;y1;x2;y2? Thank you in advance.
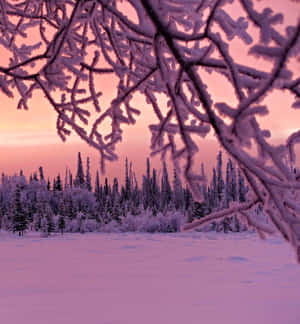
0;0;299;180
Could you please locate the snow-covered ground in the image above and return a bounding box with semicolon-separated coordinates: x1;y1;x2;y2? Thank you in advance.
0;231;299;324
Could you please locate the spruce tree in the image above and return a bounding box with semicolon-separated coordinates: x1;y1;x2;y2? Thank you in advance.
39;166;44;181
64;168;69;190
124;157;131;200
40;215;48;237
142;158;152;210
74;152;85;188
33;172;38;182
146;158;150;182
33;202;43;231
238;169;248;203
104;177;110;196
229;160;237;201
161;161;172;211
192;201;209;220
13;185;27;236
211;168;218;209
130;176;140;215
142;176;148;210
52;178;56;191
63;194;76;220
184;185;193;211
201;163;208;203
58;215;65;234
94;171;101;201
216;151;225;203
225;160;231;208
69;170;73;188
47;179;51;191
173;168;184;210
45;204;55;234
55;174;62;191
112;178;119;201
151;168;159;215
111;198;122;223
86;157;92;191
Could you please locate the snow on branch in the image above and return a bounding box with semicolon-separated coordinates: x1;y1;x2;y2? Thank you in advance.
182;199;259;231
1;0;300;260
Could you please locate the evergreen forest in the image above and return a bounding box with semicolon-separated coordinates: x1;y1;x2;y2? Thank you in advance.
0;152;251;236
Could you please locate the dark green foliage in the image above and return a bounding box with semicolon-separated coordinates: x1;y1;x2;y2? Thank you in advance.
184;186;193;211
238;169;248;203
74;152;85;188
54;174;62;191
47;179;51;191
46;207;55;234
192;201;211;220
161;161;172;211
13;186;27;236
33;172;38;182
216;151;225;203
210;168;218;208
58;215;65;234
173;168;184;210
39;166;44;181
150;168;160;215
86;157;92;191
124;157;131;200
94;171;101;201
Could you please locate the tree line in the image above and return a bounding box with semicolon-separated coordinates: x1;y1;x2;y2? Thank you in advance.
0;152;249;236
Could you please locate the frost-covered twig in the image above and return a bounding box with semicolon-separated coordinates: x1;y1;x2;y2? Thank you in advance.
182;200;258;231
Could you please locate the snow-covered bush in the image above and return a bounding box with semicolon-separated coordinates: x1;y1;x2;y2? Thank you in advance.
65;218;80;233
40;216;48;238
100;220;122;233
101;210;186;233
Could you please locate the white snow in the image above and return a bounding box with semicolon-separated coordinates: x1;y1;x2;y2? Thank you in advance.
0;231;300;324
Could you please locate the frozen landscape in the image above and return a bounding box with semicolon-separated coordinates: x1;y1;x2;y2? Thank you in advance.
1;231;299;324
0;1;300;323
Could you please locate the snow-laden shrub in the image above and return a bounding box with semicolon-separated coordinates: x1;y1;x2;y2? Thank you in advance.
100;220;122;233
85;219;99;232
100;210;186;233
40;216;48;237
65;218;80;233
57;214;99;233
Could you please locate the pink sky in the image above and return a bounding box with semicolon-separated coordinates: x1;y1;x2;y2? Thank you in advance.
0;1;299;183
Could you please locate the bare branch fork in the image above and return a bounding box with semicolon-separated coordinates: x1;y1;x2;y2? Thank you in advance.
0;0;300;260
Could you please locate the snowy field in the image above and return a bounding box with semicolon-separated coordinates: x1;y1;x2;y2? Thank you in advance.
0;231;300;324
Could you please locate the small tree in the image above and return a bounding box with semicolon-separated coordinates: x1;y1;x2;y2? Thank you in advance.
13;186;27;236
74;152;85;188
54;174;62;192
39;166;45;182
86;157;92;192
77;212;87;234
216;151;225;204
40;215;48;238
173;168;184;210
58;215;66;235
161;161;172;211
